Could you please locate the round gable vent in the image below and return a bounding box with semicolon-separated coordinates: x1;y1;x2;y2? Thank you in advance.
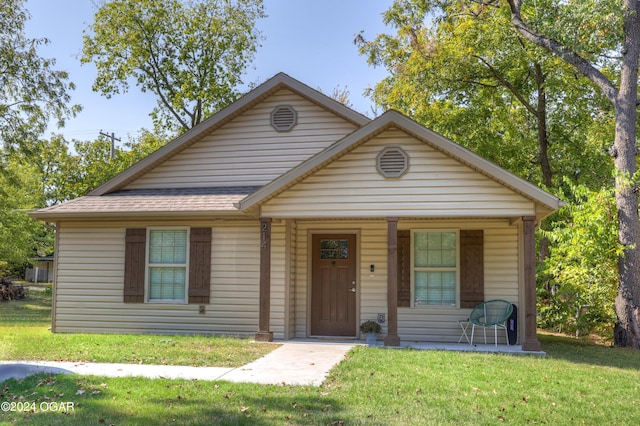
377;146;409;178
271;105;297;132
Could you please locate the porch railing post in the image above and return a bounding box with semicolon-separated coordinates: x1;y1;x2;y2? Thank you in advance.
255;217;274;342
522;216;541;351
385;217;401;346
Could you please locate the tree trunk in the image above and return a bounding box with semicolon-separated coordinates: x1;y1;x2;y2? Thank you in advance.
612;1;640;348
534;62;553;188
507;0;640;349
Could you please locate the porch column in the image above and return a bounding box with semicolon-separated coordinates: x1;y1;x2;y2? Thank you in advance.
255;217;274;342
522;216;541;351
385;217;401;346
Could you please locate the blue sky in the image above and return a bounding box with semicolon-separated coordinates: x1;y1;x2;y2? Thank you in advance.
25;0;392;143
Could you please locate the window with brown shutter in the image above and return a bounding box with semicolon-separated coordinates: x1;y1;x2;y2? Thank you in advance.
396;229;484;308
188;227;212;304
123;227;212;304
459;230;484;308
124;228;146;303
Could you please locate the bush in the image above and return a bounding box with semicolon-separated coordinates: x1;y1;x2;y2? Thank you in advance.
539;181;618;336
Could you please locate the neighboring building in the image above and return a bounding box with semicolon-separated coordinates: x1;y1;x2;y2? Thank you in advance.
31;73;562;350
25;255;54;283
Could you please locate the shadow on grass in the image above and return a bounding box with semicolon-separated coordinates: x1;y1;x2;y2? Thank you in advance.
0;374;349;426
540;333;640;370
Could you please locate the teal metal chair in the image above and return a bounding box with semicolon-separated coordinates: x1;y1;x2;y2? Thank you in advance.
469;300;513;346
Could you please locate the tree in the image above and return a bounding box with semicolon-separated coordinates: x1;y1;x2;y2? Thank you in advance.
540;181;620;336
63;130;169;199
502;0;640;347
355;0;612;190
0;151;54;274
82;0;266;134
0;0;79;150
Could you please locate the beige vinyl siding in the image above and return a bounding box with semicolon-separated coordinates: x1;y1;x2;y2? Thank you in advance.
53;220;265;336
292;219;519;343
263;129;536;218
124;89;358;190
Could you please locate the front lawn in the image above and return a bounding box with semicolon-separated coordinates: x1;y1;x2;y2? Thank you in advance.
2;290;639;424
1;334;639;425
0;290;275;367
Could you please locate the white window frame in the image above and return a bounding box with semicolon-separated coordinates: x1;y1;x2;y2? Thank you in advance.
145;227;190;304
411;229;460;308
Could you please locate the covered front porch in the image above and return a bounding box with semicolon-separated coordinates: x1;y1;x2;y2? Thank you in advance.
254;215;542;352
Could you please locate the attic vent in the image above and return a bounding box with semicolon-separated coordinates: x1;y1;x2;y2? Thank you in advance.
271;105;297;132
377;146;409;178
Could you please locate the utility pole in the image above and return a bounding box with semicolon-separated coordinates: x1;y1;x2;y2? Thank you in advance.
99;131;121;160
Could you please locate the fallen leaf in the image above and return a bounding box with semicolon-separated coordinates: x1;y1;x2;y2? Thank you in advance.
76;389;86;395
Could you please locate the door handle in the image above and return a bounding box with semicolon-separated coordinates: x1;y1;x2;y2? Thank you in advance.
349;288;356;293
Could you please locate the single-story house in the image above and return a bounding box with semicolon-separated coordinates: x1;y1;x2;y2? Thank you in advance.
31;73;562;351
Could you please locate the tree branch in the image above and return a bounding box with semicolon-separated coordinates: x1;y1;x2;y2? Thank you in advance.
473;55;537;116
506;0;618;105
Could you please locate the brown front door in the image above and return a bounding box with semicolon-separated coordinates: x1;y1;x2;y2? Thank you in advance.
311;234;357;336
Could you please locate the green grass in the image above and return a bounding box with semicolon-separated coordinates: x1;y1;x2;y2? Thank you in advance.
0;289;51;326
0;290;275;367
1;335;639;425
2;291;640;424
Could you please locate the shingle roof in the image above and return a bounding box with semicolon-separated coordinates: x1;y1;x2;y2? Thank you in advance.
30;187;260;219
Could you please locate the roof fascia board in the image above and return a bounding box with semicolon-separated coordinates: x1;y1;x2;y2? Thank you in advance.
29;210;246;221
239;110;563;212
90;73;370;196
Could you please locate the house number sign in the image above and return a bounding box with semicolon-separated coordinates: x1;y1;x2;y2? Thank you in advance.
261;221;269;249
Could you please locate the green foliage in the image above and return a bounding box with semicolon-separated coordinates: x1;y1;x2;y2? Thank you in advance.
82;0;265;133
0;130;169;273
539;180;620;336
0;0;80;150
0;152;54;272
356;0;613;189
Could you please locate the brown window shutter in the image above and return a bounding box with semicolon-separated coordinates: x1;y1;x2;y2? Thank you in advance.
124;228;146;303
397;230;411;307
460;230;484;308
189;227;212;304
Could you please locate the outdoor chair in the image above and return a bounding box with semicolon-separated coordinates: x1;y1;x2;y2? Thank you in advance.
469;299;513;346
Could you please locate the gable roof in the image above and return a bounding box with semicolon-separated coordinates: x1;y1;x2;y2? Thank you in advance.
90;73;371;196
238;110;563;215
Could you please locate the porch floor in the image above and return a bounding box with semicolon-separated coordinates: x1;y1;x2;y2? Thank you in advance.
285;338;546;357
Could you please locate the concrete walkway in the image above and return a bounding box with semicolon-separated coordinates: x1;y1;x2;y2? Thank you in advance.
0;341;355;387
